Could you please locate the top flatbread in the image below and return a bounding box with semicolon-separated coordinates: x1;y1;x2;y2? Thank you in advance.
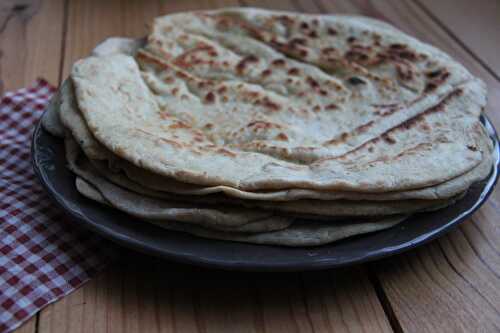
54;53;493;202
70;8;487;193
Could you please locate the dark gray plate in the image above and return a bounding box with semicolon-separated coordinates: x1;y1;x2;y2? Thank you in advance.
32;115;499;271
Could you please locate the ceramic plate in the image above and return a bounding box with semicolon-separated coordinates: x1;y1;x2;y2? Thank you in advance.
32;115;499;271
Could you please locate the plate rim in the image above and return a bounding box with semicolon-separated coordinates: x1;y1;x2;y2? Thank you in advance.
31;114;500;272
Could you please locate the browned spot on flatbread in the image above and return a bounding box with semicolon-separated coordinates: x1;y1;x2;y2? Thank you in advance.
236;55;259;75
327;27;337;36
382;134;396;144
204;92;215;104
345;49;370;63
193;136;204;143
298;49;308;57
133;128;184;149
171;44;218;68
261;69;272;77
247;121;282;129
387;43;418;62
289;37;307;46
400;89;462;130
396;64;414;81
169;121;191;129
159;112;171;120
175;71;189;79
355;120;374;134
306;76;319;89
320;88;463;161
217;148;237;157
424;68;451;93
325;132;349;145
157;137;183;148
374;105;400;117
137;49;176;72
357;142;433;169
308;30;318;38
347;77;366;85
275;133;289;141
261;97;281;111
322;47;337;56
271;58;286;66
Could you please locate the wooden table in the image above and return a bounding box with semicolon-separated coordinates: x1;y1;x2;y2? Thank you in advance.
4;0;499;332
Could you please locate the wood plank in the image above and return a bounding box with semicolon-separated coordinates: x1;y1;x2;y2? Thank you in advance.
0;0;65;92
40;0;392;332
231;1;392;331
313;1;500;332
34;1;500;333
240;3;395;330
371;237;500;332
300;269;392;333
39;251;393;333
314;0;500;129
238;3;497;331
60;0;160;78
2;1;65;332
418;0;500;79
12;317;37;333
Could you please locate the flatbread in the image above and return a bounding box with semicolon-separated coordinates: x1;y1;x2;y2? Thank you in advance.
55;74;485;213
61;106;456;219
92;158;461;217
64;136;294;232
52;33;492;201
56;65;492;202
41;88;65;138
75;176;408;247
71;8;487;193
39;9;493;247
148;216;407;247
110;134;492;201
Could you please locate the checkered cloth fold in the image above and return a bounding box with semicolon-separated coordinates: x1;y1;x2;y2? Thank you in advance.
0;80;114;333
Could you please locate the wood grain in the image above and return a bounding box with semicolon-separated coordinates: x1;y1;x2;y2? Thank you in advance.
38;251;393;333
38;2;393;332
61;0;160;78
312;1;500;332
0;0;65;92
1;1;65;331
12;317;37;333
418;0;500;80
233;4;396;331
9;1;500;332
315;0;500;129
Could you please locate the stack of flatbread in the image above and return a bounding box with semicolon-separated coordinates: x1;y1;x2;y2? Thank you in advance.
41;8;493;247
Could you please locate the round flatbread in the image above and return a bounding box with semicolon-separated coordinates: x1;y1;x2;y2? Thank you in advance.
71;8;487;192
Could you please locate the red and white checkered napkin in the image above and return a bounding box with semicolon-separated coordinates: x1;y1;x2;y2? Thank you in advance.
0;80;115;333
